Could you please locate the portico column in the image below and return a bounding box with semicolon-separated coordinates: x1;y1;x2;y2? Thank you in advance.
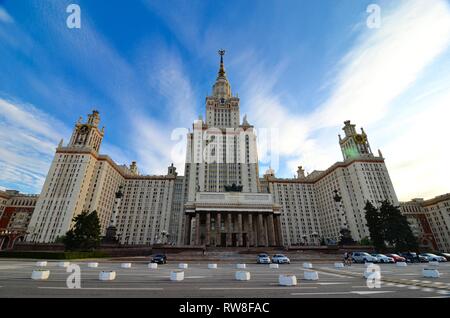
206;212;211;246
274;215;282;246
227;213;232;246
184;214;192;245
263;215;269;247
216;213;221;247
237;213;243;246
268;214;276;246
247;214;253;247
258;213;264;246
195;212;201;246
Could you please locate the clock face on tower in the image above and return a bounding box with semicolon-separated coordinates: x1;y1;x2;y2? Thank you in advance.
79;125;89;134
354;134;366;144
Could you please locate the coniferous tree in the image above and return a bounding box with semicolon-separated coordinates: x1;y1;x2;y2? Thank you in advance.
364;201;385;251
380;200;418;251
63;210;101;251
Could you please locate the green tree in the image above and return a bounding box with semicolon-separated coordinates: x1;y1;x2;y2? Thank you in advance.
338;228;356;245
359;237;372;246
63;210;101;251
364;201;386;251
379;200;418;251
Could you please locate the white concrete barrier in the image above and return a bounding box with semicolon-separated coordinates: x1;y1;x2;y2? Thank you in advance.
429;261;440;266
208;263;218;269
36;261;47;267
178;263;188;269
121;263;132;269
334;262;344;269
236;263;246;269
269;263;279;269
423;268;440;278
99;271;116;281
235;271;251;281
58;261;70;268
279;274;297;286
171;270;184;281
303;262;312;269
396;262;407;267
304;270;319;281
87;262;98;268
148;263;158;269
364;269;381;279
31;270;50;280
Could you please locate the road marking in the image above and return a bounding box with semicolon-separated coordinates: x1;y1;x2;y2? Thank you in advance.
315;271;353;278
316;282;350;285
421;288;435;292
291;292;352;296
200;287;318;290
351;291;394;295
38;287;164;290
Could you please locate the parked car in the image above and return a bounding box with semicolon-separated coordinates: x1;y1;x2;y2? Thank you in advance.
272;254;290;264
399;252;422;263
151;254;167;264
371;253;395;263
386;253;406;263
419;253;447;262
351;252;378;263
257;253;271;264
435;252;450;261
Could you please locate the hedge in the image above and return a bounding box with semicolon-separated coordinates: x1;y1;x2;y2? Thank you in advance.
0;250;109;259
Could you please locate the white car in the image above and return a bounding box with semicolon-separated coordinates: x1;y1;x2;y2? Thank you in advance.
256;253;271;264
351;252;378;263
272;254;290;264
371;253;394;263
419;253;447;262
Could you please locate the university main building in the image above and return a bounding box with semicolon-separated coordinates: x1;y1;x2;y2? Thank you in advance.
26;52;399;248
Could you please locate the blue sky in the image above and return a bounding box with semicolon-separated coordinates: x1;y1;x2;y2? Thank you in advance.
0;0;449;200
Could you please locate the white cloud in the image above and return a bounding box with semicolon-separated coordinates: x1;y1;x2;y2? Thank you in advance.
241;0;450;199
0;6;14;24
0;97;71;193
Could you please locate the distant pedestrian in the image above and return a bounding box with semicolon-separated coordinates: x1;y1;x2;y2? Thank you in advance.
202;248;206;256
344;252;349;266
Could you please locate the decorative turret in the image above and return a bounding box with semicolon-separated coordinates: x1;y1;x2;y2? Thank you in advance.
129;161;139;175
167;163;177;176
297;166;306;179
67;110;104;153
339;120;373;160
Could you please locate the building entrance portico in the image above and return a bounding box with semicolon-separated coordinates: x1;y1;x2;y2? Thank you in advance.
184;192;282;247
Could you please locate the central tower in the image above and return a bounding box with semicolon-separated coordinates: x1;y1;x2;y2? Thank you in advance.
206;50;240;129
184;50;259;200
182;51;281;247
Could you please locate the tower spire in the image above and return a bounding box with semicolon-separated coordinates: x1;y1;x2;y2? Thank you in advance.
212;49;232;98
218;49;226;78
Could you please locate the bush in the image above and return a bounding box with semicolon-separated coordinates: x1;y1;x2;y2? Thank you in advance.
0;251;109;259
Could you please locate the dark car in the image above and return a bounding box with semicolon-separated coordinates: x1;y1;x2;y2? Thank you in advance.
400;252;426;263
436;252;450;261
151;254;167;264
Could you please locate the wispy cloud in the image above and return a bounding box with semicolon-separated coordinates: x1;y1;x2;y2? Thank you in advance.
0;97;71;193
240;0;450;199
0;6;14;24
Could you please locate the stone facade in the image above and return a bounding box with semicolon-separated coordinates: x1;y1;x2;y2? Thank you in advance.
400;194;450;252
0;190;38;249
26;51;410;249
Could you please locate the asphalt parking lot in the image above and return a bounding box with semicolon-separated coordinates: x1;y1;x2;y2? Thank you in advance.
0;259;449;298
